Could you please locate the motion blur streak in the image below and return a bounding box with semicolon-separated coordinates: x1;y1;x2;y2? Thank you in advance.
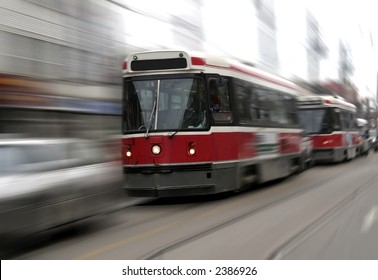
1;0;378;260
0;0;125;257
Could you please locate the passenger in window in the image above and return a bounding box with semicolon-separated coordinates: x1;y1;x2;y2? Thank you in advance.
210;95;220;112
183;96;201;128
209;79;220;112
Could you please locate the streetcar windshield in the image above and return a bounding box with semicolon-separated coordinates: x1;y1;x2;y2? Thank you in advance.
123;78;208;133
298;108;334;134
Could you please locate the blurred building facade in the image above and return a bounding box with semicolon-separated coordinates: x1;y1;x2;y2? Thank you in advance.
1;0;377;133
0;0;124;139
254;0;279;70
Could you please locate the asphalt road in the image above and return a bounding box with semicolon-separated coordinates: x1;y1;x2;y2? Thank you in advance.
10;151;378;260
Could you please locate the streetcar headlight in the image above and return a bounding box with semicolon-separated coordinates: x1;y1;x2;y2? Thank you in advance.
188;141;196;156
152;144;161;155
125;145;132;158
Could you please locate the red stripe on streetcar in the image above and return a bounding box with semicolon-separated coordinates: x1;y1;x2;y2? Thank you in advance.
122;131;301;165
123;132;255;165
279;133;301;153
191;57;206;66
311;134;344;148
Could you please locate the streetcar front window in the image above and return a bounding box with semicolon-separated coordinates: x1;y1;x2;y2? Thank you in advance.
123;78;208;133
298;108;334;134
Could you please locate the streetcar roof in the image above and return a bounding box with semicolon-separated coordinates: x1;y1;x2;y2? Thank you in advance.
122;50;298;93
296;95;356;112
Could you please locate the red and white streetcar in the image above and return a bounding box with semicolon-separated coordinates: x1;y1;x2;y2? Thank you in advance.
297;95;359;163
122;50;304;197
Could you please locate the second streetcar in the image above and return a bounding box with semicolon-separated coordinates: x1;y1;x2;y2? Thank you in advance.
297;95;359;163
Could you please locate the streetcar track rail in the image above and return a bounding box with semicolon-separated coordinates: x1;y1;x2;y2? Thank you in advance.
143;160;368;259
268;172;378;259
9;156;375;259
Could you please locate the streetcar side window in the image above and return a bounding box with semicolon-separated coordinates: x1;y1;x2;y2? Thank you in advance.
340;110;354;130
333;109;341;130
208;77;232;123
234;80;252;123
254;88;271;123
284;95;298;125
252;87;297;127
234;78;298;128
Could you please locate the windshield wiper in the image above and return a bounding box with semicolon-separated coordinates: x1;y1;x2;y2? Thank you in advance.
168;131;179;138
145;98;156;138
145;81;160;138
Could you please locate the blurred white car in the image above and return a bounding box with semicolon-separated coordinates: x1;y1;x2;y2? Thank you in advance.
0;138;123;243
369;129;378;152
356;118;370;156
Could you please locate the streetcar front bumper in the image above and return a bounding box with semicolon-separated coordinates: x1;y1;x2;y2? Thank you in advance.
313;147;345;162
123;163;235;197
